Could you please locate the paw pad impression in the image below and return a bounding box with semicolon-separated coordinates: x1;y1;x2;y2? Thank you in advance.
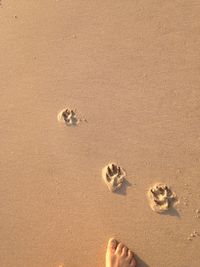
57;108;79;126
102;163;126;192
148;183;177;213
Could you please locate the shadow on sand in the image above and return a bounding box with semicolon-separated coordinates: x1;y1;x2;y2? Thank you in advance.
159;206;180;218
115;179;132;196
135;254;150;267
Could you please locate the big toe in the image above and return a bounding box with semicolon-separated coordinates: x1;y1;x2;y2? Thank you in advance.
107;238;118;253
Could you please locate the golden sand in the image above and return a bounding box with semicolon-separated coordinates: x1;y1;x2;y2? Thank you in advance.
0;1;200;267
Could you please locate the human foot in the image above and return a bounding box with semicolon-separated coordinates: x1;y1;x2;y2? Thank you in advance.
106;238;136;267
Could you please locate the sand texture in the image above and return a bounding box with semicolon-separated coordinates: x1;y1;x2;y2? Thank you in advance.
0;1;200;267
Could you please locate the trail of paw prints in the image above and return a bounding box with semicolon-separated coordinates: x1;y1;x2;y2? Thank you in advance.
102;163;126;192
147;183;177;213
57;108;87;126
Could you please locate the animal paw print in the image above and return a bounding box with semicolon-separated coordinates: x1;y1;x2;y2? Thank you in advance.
148;183;177;213
57;108;79;126
102;163;126;192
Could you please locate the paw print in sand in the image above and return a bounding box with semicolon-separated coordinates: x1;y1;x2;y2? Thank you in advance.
102;163;126;192
57;108;79;126
148;183;177;213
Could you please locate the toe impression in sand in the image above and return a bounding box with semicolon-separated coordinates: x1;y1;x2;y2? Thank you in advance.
102;163;126;192
148;183;177;213
57;108;79;126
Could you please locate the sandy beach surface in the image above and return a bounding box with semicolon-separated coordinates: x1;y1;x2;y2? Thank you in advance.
1;1;200;267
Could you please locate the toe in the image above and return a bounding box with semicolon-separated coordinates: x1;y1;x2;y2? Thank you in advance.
127;250;134;261
115;242;124;254
107;238;118;252
121;246;128;257
130;258;136;267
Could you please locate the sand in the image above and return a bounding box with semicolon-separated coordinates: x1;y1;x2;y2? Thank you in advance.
0;1;200;267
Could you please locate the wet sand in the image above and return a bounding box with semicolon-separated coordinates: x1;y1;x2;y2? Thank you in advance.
0;1;200;267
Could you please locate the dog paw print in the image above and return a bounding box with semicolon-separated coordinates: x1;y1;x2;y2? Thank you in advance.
57;108;79;126
148;183;177;213
102;163;126;192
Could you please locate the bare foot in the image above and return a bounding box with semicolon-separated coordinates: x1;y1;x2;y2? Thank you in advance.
106;238;136;267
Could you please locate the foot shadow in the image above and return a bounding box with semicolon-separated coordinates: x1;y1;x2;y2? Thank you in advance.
115;179;132;196
135;254;150;267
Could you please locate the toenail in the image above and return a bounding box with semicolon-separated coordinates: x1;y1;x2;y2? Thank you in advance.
109;238;117;248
